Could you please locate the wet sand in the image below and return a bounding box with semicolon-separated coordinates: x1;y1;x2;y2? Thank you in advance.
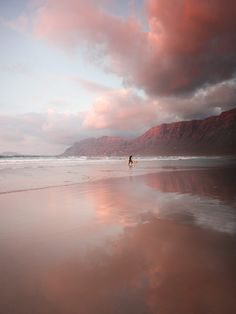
1;156;235;194
0;166;236;313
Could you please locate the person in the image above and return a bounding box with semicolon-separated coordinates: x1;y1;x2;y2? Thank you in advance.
128;155;133;166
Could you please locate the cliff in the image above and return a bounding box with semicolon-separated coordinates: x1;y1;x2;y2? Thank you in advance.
63;108;236;156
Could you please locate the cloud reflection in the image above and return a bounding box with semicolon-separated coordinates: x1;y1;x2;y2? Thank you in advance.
0;167;235;313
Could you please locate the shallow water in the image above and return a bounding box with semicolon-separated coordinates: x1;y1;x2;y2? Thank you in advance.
0;164;235;313
0;155;235;193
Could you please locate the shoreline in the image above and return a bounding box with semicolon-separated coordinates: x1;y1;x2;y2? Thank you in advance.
0;156;235;194
0;163;235;196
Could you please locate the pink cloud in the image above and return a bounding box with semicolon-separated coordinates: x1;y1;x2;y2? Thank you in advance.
143;0;236;95
0;112;85;154
0;79;235;154
72;77;114;94
31;0;147;85
81;81;236;135
33;0;143;56
82;89;160;132
31;0;236;97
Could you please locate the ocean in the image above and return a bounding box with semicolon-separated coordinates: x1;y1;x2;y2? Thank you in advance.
0;155;235;194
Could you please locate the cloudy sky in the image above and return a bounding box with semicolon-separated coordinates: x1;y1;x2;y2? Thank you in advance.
1;0;236;154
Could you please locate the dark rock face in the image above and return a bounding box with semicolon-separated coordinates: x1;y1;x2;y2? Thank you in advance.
63;108;236;156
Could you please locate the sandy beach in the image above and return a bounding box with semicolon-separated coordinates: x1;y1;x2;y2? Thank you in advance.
0;158;236;313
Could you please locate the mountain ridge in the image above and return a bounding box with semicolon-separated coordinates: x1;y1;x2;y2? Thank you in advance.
63;108;236;156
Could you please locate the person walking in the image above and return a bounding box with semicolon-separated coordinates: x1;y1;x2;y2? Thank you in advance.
128;155;133;166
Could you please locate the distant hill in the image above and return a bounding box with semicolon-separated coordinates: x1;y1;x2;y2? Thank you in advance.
63;108;236;156
0;152;22;157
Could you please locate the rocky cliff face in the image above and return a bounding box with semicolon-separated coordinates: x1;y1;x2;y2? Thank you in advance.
63;108;236;156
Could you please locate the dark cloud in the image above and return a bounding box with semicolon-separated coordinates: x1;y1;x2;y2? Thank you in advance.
1;0;236;154
31;0;236;97
134;0;236;95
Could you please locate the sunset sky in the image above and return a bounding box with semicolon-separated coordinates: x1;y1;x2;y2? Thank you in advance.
1;0;236;154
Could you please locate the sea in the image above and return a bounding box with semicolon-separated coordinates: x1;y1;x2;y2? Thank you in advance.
0;154;235;194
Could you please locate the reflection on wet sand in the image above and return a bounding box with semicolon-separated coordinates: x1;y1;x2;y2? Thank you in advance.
0;166;235;313
42;221;236;314
87;167;236;234
146;166;236;201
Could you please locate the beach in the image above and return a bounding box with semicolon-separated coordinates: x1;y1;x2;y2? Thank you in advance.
0;157;236;313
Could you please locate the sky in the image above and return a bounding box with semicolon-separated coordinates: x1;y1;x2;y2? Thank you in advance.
1;0;236;154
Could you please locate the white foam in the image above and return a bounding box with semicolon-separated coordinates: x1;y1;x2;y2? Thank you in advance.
0;156;233;194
